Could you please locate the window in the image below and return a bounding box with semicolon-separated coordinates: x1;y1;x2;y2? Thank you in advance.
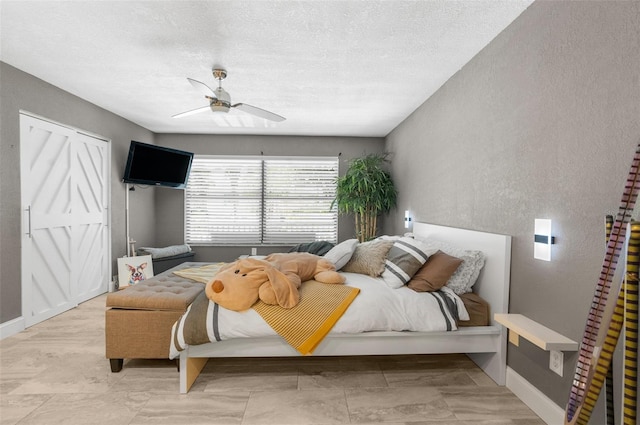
185;156;338;245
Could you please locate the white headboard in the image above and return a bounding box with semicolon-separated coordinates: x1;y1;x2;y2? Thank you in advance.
412;222;511;323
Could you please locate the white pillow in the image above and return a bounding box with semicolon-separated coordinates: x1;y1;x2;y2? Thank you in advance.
323;239;359;270
416;238;485;294
381;236;438;289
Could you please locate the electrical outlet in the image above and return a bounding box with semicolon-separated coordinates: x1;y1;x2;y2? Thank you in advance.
110;275;119;292
549;350;563;377
251;247;257;256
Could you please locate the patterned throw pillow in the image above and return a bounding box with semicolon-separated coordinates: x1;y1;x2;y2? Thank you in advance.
446;250;485;294
381;237;438;289
342;240;394;277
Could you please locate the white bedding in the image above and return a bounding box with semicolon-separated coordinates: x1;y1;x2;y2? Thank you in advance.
170;271;469;359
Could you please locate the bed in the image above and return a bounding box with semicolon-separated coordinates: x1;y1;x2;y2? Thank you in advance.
174;222;511;393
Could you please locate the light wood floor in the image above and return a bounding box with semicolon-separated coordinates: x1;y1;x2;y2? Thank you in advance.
0;295;545;425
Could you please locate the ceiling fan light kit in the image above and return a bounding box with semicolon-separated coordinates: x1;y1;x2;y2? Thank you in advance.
173;68;285;122
209;98;231;113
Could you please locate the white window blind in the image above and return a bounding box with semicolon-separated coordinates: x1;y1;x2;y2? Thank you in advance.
185;158;262;244
185;156;338;245
263;159;338;244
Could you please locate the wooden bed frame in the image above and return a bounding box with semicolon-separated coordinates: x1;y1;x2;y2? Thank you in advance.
178;222;511;393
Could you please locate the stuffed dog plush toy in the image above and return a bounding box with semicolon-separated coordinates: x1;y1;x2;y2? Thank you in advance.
205;252;345;311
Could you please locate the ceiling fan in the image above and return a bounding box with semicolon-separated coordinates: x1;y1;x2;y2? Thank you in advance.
172;68;286;122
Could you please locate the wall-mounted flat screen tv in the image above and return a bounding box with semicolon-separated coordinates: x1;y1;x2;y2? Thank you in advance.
122;141;194;189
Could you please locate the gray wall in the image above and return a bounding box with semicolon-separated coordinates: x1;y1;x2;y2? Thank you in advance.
384;0;640;412
154;133;385;262
0;63;383;324
0;62;157;323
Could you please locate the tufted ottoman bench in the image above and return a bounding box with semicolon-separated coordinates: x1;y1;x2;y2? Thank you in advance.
105;262;211;372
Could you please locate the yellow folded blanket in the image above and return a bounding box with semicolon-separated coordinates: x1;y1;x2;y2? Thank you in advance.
173;263;359;355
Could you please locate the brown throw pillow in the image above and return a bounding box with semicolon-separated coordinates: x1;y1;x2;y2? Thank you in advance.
407;250;463;292
342;240;394;277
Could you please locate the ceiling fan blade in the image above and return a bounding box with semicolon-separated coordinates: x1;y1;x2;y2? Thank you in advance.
233;103;286;122
172;105;210;119
187;78;216;99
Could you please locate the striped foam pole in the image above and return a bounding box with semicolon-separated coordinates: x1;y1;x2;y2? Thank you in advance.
604;215;615;425
576;220;640;424
623;221;638;425
570;220;640;425
565;144;640;424
576;282;626;424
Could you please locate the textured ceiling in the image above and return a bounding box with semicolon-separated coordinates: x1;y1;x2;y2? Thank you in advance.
0;0;533;137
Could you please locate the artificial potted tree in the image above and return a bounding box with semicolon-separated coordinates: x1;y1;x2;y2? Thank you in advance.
334;153;398;242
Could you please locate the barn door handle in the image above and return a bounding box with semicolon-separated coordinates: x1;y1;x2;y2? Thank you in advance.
26;206;32;238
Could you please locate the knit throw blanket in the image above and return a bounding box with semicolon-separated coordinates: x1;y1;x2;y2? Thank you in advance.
253;280;359;354
173;263;225;284
173;264;359;355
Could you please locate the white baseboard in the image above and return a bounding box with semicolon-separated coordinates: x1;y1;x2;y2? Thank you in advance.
0;316;25;340
506;366;565;425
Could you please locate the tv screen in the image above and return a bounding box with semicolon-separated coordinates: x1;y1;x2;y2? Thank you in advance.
122;141;194;189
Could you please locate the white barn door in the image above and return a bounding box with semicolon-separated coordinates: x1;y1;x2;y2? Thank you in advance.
20;114;110;327
74;132;110;303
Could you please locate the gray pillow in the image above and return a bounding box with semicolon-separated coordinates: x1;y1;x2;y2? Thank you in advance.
139;244;191;259
288;241;335;256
